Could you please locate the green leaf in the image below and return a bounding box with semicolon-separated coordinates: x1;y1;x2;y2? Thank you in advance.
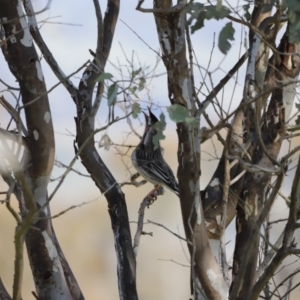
95;73;113;82
186;2;204;18
288;15;300;43
128;86;139;98
152;113;166;150
167;104;189;123
187;3;230;33
206;5;230;20
138;78;146;91
131;102;141;119
296;103;300;111
128;86;137;93
186;2;206;32
185;117;197;126
242;4;251;22
190;11;206;33
132;68;142;78
287;0;300;43
107;83;118;106
152;130;165;150
218;22;235;55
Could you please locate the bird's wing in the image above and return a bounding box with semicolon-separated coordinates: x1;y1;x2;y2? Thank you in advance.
137;156;179;195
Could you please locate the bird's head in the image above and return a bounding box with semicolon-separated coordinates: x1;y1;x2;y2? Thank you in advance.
141;107;159;147
143;107;158;132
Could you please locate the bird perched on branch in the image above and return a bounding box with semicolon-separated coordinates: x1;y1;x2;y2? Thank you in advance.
131;108;179;198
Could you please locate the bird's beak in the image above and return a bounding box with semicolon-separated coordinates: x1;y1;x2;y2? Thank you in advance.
147;107;159;124
142;111;148;118
142;111;150;132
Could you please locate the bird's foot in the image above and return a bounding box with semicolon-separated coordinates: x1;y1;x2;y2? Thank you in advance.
146;193;157;207
145;186;164;206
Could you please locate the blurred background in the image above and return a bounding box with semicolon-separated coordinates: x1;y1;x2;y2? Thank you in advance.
0;0;299;299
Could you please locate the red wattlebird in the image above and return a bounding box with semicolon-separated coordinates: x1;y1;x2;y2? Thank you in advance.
131;108;179;197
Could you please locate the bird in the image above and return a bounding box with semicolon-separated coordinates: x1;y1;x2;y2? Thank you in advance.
131;107;179;198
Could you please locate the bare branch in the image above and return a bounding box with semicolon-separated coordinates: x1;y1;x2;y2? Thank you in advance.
248;148;300;299
49;113;130;202
0;96;28;136
219;128;231;286
23;0;79;98
147;220;188;243
18;60;89;110
119;19;161;57
0;78;19;90
93;0;103;62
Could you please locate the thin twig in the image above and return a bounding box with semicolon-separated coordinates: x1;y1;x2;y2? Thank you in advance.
19;61;89;110
158;258;189;267
147;220;189;244
133;187;164;257
119;19;161;57
133;197;150;257
0;78;19;90
0;96;28;136
48;114;131;202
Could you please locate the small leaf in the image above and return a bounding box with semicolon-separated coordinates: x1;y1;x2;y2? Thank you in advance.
152;113;166;150
138;78;146;91
186;2;204;15
296;103;300;111
167;104;189;123
128;86;137;93
99;134;111;150
186;2;206;33
242;4;251;22
206;5;230;20
190;11;206;33
132;68;142;78
128;86;138;98
185;116;197;126
152;130;165;150
288;14;300;43
218;22;235;55
287;0;300;43
131;102;141;119
187;3;230;34
107;83;118;106
95;73;113;82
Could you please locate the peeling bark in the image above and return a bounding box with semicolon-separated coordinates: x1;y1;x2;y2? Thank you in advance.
230;25;300;300
151;1;228;299
0;1;83;299
73;2;138;298
21;0;138;298
203;0;273;241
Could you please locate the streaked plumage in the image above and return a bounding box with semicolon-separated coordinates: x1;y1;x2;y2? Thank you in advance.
131;108;179;197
